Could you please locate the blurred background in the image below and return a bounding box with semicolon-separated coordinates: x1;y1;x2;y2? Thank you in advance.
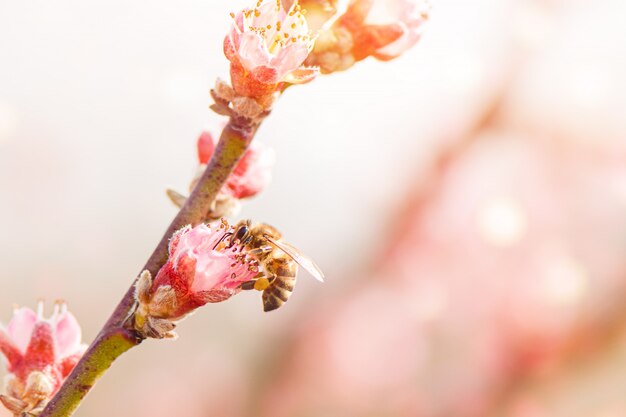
2;0;626;416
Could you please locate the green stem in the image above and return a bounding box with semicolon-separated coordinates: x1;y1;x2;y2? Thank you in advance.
39;118;257;417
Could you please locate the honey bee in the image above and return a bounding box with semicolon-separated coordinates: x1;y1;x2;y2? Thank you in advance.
228;220;324;312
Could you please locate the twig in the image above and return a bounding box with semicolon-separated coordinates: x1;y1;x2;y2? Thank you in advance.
39;117;259;417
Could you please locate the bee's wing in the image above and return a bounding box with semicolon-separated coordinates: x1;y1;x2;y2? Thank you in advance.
264;236;325;282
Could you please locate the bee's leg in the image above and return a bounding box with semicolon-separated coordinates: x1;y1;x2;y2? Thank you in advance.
239;274;273;291
245;246;273;256
239;280;257;290
254;275;273;291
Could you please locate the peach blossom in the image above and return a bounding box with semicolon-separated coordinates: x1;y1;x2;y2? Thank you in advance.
224;0;319;98
341;0;430;61
197;129;275;199
138;223;258;323
0;303;86;414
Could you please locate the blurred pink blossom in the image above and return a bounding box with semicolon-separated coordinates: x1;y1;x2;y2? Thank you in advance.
197;129;275;200
243;130;626;417
366;0;431;60
338;0;431;61
0;303;86;414
307;0;430;72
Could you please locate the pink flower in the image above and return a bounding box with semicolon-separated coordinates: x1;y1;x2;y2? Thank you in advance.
363;0;431;60
134;222;258;338
224;0;319;98
0;303;86;414
307;0;430;72
341;0;430;60
197;130;275;199
167;128;275;221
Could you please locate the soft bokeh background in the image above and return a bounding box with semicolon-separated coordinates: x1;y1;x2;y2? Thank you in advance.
2;0;626;416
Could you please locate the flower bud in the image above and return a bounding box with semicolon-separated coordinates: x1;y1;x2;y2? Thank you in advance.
0;302;86;415
307;0;430;73
198;130;275;200
168;128;275;221
224;0;319;100
134;222;259;339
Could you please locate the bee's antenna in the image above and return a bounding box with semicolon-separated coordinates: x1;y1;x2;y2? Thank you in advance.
214;232;233;250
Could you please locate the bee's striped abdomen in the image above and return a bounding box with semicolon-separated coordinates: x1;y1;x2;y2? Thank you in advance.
262;255;297;312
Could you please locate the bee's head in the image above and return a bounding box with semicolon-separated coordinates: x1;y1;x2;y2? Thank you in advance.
229;219;253;247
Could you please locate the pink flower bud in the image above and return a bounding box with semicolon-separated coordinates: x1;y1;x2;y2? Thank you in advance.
196;131;216;165
357;0;431;61
225;141;275;199
0;303;86;414
224;0;319;99
134;222;258;338
307;0;430;72
197;130;275;200
168;130;275;221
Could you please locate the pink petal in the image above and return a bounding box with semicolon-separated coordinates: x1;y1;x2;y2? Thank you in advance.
179;223;213;251
233;11;245;39
224;35;238;63
226;143;275;198
168;225;191;257
173;250;198;288
191;252;233;293
54;311;82;359
283;67;320;85
24;321;56;369
375;22;422;58
271;43;311;79
0;327;22;368
344;0;374;25
238;32;272;71
58;344;87;377
7;307;37;353
250;1;282;43
197;131;216;164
